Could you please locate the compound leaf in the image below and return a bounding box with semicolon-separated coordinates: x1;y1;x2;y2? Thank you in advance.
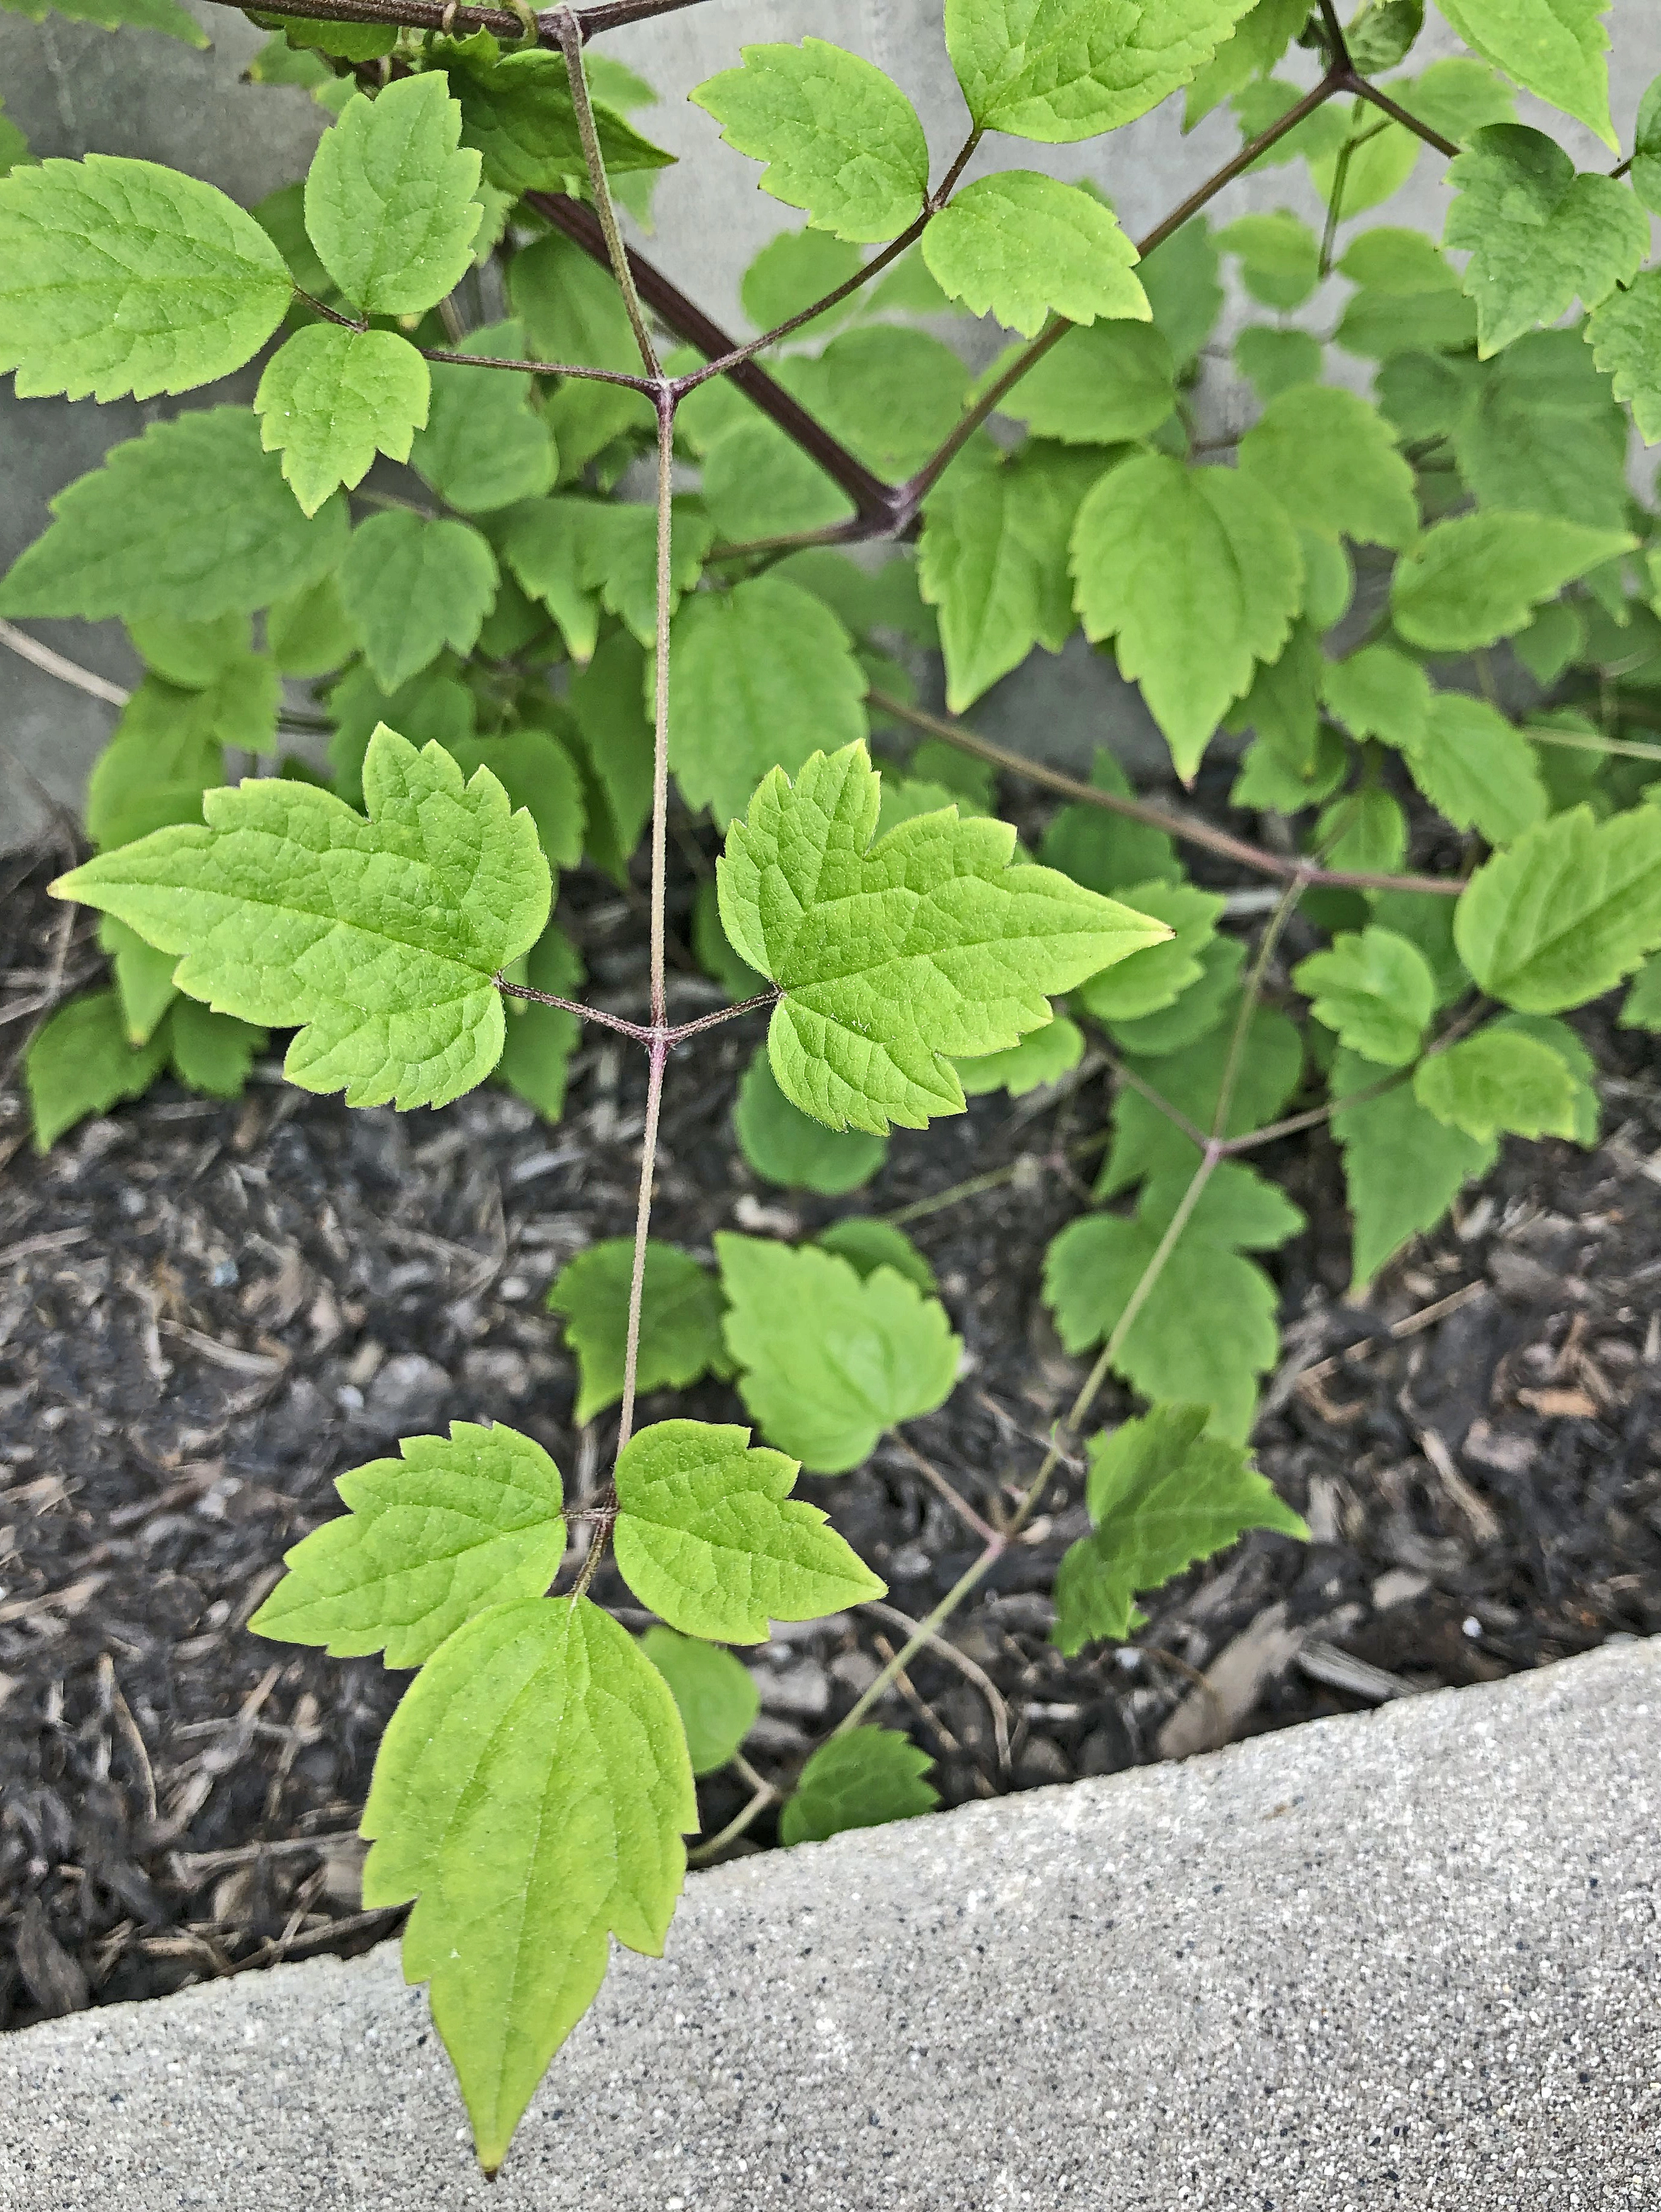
1413;1025;1578;1141
1400;692;1547;846
1237;383;1418;550
613;1418;884;1644
255;324;430;516
779;1728;937;1844
53;726;550;1111
339;510;498;689
547;1239;729;1426
733;1048;888;1194
718;744;1168;1135
360;1596;694;2175
1390;509;1633;652
945;0;1256;142
0;154;291;401
25;989;169;1151
1292;924;1434;1066
922;169;1148;336
640;1628;759;1775
1453;802;1661;1012
1587;270;1661;443
1330;1044;1494;1290
1435;0;1616;149
717;1234;961;1474
305;74;481;316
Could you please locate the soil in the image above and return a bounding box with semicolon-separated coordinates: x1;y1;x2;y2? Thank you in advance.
1;830;1659;2034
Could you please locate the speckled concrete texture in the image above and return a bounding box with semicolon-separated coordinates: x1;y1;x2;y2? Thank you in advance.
1;1639;1655;2210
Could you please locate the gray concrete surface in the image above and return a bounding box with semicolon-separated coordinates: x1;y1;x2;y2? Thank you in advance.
2;1638;1656;2208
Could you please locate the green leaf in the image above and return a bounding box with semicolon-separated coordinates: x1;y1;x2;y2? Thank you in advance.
640;1628;759;1776
1292;924;1434;1065
0;407;348;622
1052;1404;1306;1653
1237;383;1418;549
945;0;1256;141
1071;452;1304;779
360;1595;694;2176
1039;747;1178;893
567;628;654;879
1234;325;1323;402
922;169;1148;336
1097;1002;1302;1194
1400;692;1548;845
498;496;709;662
1347;0;1425;70
780;1727;937;1844
1443;125;1645;356
304;76;481;316
691;39;929;242
339;511;498;690
547;1239;729;1426
816;1218;937;1292
127;611;248;688
496;921;582;1122
790;327;970;480
1435;0;1616;149
1217;210;1319;310
446;45;674;195
1314;786;1406;877
920;443;1109;711
1454;802;1661;1013
1330;1044;1493;1290
741;227;863;335
613;1418;884;1643
255;325;429;516
698;410;853;548
0;0;206;41
1076;879;1222;1023
669;577;868;827
1231;724;1347;812
1620;951;1661;1032
1587;271;1661;443
441;729;585;871
1322;645;1431;748
717;1234;961;1474
249;1422;566;1667
718;744;1169;1136
268;574;356;678
1454;326;1630;528
169;995;266;1095
1634;71;1661;213
1513;599;1587;686
0;154;291;402
85;680;221;851
1102;931;1244;1056
508;232;652;468
1334;279;1478;359
1137;215;1223;369
1390;510;1633;653
954;1012;1084;1095
1414;1025;1578;1142
1224;617;1323;772
1490;1011;1598;1145
327;663;475;805
733;1048;888;1195
25;989;168;1150
54;726;549;1111
986;318;1174;444
1183;0;1312;126
100;914;177;1044
411;319;556;512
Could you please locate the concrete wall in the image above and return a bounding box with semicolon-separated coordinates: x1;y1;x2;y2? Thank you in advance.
3;1;1659;847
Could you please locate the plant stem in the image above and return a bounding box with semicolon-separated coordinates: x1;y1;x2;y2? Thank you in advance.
0;619;129;708
420;343;651;389
1209;870;1310;1139
550;5;660;376
1345;74;1461;160
207;0;716;35
687;1775;776;1865
615;1037;666;1454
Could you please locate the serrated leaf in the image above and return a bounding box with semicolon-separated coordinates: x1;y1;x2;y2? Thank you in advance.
1453;802;1661;1013
165;998;266;1098
1097;1002;1302;1194
1332;1049;1494;1289
718;744;1169;1136
1443;125;1645;357
1040;747;1178;894
1293;923;1434;1065
0;154;291;402
25;989;169;1150
717;1234;961;1474
0;407;348;622
1454;326;1630;527
699;410;853;547
339;511;498;689
441;729;585;872
815;1218;937;1292
507;232;652;468
1183;0;1311;127
1400;692;1547;845
640;1628;759;1776
128;611;247;688
613;1418;884;1643
567;629;654;880
1587;271;1661;443
1490;1011;1598;1145
791;325;970;480
741;227;863;335
1076;879;1223;1023
268;574;356;678
1620;951;1661;1032
1321;646;1428;749
1102;932;1244;1056
780;1727;937;1844
733;1048;888;1195
446;44;674;195
1435;0;1616;149
249;1422;567;1667
922;169;1148;336
327;663;475;805
1413;1025;1578;1142
1139;215;1223;369
53;726;550;1111
668;577;868;827
1233;325;1323;402
1071;451;1304;779
985;317;1175;443
1634;72;1661;214
1052;1404;1306;1653
255;324;429;516
1315;786;1407;877
498;496;709;661
496;921;582;1122
691;39;928;243
1237;384;1418;550
360;1595;694;2175
304;76;481;317
409;318;556;512
1390;509;1633;653
945;0;1255;141
547;1239;728;1426
954;1012;1084;1095
85;679;223;851
1218;210;1319;310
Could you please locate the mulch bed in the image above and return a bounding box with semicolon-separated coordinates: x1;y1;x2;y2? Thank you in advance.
1;830;1659;2032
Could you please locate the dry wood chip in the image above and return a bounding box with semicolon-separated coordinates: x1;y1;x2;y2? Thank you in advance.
13;1893;89;2016
1516;1385;1601;1419
160;1323;287;1377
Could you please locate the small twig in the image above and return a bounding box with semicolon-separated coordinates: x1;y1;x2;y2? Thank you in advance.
860;1598;1011;1774
0;618;129;707
687;1777;775;1865
420;343;651;390
548;6;661;377
888;1433;1002;1547
1344;73;1461;160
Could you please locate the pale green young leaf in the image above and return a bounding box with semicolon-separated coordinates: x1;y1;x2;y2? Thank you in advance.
1390;510;1634;652
0;408;348;622
1490;1012;1598;1145
984;317;1175;444
304;76;481;316
1237;384;1418;550
1435;0;1616;149
1183;0;1311;126
954;1012;1084;1095
361;1596;693;2176
445;44;674;195
1443;125;1645;356
496;921;582;1122
734;1049;888;1195
1400;692;1547;846
816;1218;937;1293
1052;1404;1306;1653
613;1418;884;1644
717;1234;961;1474
1234;325;1322;402
25;989;169;1151
781;1728;937;1845
691;39;929;242
1330;1044;1494;1290
640;1628;759;1776
0;0;204;41
567;629;654;880
249;1422;566;1667
1102;932;1244;1057
1071;452;1304;779
1292;924;1434;1066
0;154;291;402
54;727;549;1111
1097;1002;1302;1194
100;915;177;1045
85;680;222;850
1587;272;1661;443
547;1239;729;1426
1076;880;1223;1023
339;512;498;690
922;170;1148;336
945;0;1256;140
1413;1026;1578;1141
255;325;429;516
741;227;863;335
1218;210;1319;310
442;729;585;872
718;744;1169;1135
1454;327;1630;529
668;577;868;826
1454;803;1661;1013
411;320;556;512
1040;747;1178;893
163;1000;265;1098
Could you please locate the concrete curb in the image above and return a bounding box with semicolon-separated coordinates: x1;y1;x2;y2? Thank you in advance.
3;1640;1656;2210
